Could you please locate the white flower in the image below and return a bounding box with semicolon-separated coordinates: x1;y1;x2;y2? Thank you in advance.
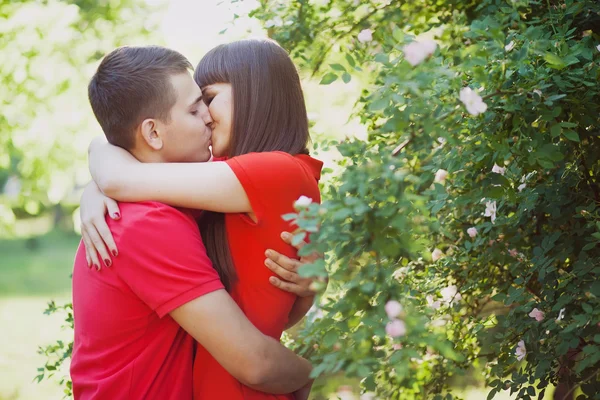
557;308;566;321
294;195;312;208
403;39;438;66
467;227;478;238
492;163;506;175
434;169;448;184
597;44;600;53
505;41;516;51
265;16;283;28
515;340;526;361
386;319;407;337
426;295;441;310
431;248;443;261
385;300;403;319
518;183;526;192
357;29;373;43
441;285;462;304
459;87;488;116
484;200;497;224
533;89;542;97
307;305;324;322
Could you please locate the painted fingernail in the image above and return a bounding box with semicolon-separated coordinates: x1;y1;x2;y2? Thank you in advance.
104;259;111;267
112;212;120;219
112;250;118;257
94;264;100;270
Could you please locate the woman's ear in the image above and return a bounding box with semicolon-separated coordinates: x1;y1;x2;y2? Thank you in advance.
139;118;163;150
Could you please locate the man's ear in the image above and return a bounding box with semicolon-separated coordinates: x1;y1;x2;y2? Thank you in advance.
139;118;163;150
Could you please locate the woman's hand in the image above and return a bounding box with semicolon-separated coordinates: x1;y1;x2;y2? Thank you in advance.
88;136;139;196
264;231;325;297
80;181;120;269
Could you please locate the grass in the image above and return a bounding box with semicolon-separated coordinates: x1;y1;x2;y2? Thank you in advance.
0;229;80;297
0;229;78;400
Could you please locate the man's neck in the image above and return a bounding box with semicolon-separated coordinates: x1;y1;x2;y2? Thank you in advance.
130;147;166;164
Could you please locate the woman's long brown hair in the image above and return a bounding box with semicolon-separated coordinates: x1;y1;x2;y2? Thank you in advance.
194;39;310;291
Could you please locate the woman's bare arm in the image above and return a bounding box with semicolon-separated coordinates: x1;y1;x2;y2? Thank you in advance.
88;137;251;213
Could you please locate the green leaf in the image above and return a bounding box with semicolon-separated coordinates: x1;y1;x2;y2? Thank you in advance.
550;124;562;137
320;73;338;85
281;213;297;221
544;53;567;69
345;54;356;68
330;63;346;72
562;130;580;142
342;72;351;83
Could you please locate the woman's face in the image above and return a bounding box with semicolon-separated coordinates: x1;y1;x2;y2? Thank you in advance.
202;83;233;158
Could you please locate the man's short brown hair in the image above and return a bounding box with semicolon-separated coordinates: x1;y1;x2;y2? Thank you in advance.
88;46;192;150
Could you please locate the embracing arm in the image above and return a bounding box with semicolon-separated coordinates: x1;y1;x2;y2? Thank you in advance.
88;137;251;213
170;289;311;393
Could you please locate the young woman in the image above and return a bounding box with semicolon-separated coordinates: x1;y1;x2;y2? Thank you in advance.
81;39;322;400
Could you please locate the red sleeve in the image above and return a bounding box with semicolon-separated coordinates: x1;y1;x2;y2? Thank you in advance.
225;152;318;222
114;203;223;318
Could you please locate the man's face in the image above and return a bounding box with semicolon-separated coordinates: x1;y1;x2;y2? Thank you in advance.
159;72;212;163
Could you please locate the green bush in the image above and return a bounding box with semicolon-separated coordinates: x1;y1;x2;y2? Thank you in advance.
257;0;600;398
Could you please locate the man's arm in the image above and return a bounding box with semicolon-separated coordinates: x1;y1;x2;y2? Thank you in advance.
170;289;311;394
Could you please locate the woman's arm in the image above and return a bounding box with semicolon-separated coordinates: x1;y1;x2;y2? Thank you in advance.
264;232;325;329
88;137;251;213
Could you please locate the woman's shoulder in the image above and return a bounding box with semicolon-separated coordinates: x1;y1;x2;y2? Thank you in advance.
226;151;322;181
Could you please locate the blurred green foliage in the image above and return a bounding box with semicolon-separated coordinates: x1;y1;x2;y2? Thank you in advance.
0;0;159;232
254;0;600;398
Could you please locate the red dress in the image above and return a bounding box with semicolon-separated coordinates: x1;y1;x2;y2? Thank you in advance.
193;152;323;399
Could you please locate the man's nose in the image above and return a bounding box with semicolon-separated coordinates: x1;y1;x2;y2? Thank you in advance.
198;102;213;125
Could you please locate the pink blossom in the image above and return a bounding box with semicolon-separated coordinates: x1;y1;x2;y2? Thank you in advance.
386;319;407;337
459;87;488;116
492;163;506;175
484;200;497;224
434;169;448;184
529;308;545;322
385;300;403;319
515;340;526;361
441;285;462;304
403;39;438;66
431;248;443;261
357;29;373;43
467;227;478;238
509;248;518;258
426;295;441;310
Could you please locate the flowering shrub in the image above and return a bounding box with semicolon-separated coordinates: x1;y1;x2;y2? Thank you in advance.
255;0;600;398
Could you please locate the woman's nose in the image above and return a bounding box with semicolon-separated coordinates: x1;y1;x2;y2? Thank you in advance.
198;102;213;125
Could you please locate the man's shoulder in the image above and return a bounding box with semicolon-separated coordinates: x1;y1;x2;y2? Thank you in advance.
114;201;196;231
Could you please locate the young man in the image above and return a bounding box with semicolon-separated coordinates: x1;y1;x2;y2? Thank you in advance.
71;46;312;399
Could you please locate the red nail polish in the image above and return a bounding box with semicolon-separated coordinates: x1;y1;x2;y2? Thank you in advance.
94;264;100;270
113;212;120;219
104;259;111;267
112;250;118;257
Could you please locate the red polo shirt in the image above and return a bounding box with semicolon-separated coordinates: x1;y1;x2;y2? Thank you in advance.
71;201;223;400
193;152;323;400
